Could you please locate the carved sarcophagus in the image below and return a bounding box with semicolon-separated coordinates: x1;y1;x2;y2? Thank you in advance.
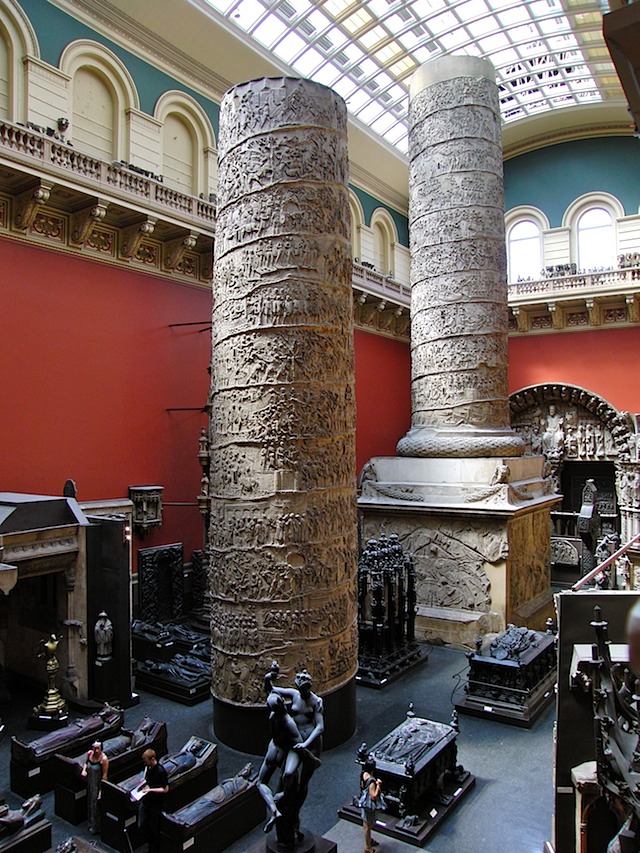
101;736;218;853
338;710;474;846
455;625;557;727
53;717;168;825
159;764;264;853
135;655;211;705
10;705;124;797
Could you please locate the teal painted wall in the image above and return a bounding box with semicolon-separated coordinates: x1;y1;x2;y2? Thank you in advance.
352;186;409;247
504;137;640;226
18;0;220;130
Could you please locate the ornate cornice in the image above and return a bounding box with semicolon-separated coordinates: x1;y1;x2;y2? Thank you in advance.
52;0;232;103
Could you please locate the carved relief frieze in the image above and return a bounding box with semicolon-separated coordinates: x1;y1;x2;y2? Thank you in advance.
363;514;498;612
86;227;115;255
32;212;65;242
209;77;357;702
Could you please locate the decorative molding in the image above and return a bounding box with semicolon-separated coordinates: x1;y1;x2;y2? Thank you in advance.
503;122;634;160
13;180;52;229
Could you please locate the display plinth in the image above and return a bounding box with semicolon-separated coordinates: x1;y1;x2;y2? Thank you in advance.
246;829;336;853
10;707;124;797
338;771;475;847
455;628;557;727
26;713;68;732
100;737;218;852
53;718;168;824
338;712;474;845
356;643;428;689
135;665;210;705
359;456;559;645
0;820;51;853
160;773;264;853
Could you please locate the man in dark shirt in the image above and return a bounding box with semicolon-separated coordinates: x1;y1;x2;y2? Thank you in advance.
137;749;169;853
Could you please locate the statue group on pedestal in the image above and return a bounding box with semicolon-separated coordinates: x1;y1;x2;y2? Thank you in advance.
257;662;324;847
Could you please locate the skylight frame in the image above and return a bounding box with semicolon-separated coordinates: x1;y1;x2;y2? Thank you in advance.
204;0;622;155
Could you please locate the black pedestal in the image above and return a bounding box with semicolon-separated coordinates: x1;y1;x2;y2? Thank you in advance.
455;631;557;727
0;821;51;853
247;830;336;853
338;771;475;847
26;713;69;732
93;658;119;705
135;668;210;705
160;782;264;853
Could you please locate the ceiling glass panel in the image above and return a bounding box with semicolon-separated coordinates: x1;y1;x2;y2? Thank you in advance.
204;0;623;155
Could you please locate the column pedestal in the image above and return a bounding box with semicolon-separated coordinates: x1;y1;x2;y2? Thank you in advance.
359;456;559;645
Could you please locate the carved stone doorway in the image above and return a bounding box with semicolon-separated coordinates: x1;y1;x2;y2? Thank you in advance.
509;384;639;580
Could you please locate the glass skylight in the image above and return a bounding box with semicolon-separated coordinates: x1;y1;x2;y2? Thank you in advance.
204;0;623;155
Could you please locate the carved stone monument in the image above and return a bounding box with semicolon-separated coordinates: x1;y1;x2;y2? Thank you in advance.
359;56;559;645
208;77;358;751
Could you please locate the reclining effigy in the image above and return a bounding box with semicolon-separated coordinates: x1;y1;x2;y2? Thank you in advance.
160;764;265;853
100;736;218;853
10;704;124;797
53;717;168;825
135;656;211;705
0;795;51;853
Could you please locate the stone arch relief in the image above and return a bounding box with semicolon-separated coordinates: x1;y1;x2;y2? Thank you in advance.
509;384;640;544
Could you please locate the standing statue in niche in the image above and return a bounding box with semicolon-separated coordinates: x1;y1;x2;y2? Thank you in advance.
256;662;324;847
94;611;113;661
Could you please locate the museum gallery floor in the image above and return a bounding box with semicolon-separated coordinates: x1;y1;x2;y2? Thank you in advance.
0;645;554;853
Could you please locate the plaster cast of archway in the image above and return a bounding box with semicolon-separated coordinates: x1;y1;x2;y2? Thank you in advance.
509;384;639;545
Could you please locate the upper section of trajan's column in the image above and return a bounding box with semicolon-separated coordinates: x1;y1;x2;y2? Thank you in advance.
397;55;524;459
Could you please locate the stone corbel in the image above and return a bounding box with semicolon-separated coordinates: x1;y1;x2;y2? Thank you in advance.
586;298;601;327
511;306;529;333
626;294;640;323
13;180;53;230
547;302;564;330
70;201;108;245
164;231;198;270
120;217;157;259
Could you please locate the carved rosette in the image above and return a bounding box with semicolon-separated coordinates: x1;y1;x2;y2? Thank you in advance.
397;56;523;459
209;77;358;706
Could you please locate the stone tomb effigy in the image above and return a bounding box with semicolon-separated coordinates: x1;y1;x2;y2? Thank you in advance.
0;796;51;853
159;763;264;853
10;705;124;798
100;736;217;852
53;716;168;824
455;623;557;727
338;708;474;846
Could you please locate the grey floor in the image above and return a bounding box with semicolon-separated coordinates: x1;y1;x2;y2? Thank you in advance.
0;644;555;853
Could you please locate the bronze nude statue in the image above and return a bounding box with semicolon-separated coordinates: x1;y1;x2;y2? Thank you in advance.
256;663;324;847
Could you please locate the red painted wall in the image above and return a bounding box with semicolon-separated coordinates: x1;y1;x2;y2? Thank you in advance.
0;240;212;564
1;241;412;564
354;328;411;475
508;328;640;414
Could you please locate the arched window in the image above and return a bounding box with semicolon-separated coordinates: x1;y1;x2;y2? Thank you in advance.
60;41;139;162
563;193;624;274
155;92;217;197
507;219;543;283
0;0;39;121
349;191;364;260
162;112;196;194
370;208;398;276
577;207;616;272
0;30;9;119
72;67;115;161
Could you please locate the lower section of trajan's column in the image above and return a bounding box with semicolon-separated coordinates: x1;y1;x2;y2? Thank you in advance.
397;55;523;459
209;77;358;750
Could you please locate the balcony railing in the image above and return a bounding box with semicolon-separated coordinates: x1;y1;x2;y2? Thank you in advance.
0;120;216;229
509;265;640;303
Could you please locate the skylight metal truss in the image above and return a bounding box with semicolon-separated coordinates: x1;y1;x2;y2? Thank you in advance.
205;0;623;154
